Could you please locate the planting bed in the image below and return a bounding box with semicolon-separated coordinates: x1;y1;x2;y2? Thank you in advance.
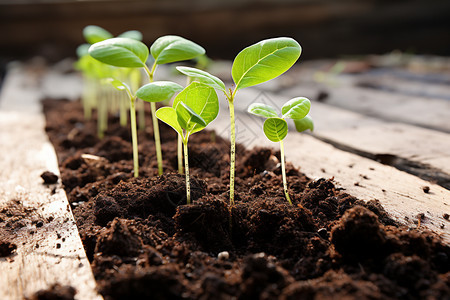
41;98;450;299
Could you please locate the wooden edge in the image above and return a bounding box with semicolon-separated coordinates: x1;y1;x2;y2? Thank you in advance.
0;66;102;300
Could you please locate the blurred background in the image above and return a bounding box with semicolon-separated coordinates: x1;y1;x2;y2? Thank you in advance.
1;0;450;64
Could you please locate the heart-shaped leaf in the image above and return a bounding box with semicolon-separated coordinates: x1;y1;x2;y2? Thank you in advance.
155;107;182;136
83;25;113;44
151;35;205;65
281;97;311;119
247;103;278;118
89;37;149;68
118;30;143;41
136;81;183;103
263;117;288;142
176;101;207;132
232;37;301;91
172;82;219;134
176;66;226;92
293;115;314;133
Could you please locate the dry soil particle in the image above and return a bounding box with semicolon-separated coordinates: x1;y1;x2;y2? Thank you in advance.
42;98;450;300
0;240;17;257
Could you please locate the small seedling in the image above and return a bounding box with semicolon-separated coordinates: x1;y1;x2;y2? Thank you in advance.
156;82;219;204
107;79;182;177
89;35;205;175
248;97;313;204
177;37;301;205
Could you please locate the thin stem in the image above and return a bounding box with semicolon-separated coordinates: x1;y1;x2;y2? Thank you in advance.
151;102;163;175
280;140;292;205
177;134;183;174
130;97;139;177
229;98;236;205
183;140;191;204
137;99;146;130
144;62;163;175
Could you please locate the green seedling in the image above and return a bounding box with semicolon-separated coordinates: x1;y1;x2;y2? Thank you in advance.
177;37;301;205
108;79;182;178
248;98;313;204
156;82;219;204
77;26;144;132
89;35;205;175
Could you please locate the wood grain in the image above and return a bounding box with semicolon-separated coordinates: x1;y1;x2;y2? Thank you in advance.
0;66;102;300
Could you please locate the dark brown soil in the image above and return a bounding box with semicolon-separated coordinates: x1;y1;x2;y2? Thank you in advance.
43;99;450;300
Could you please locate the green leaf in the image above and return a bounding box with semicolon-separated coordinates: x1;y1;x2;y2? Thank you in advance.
172;82;219;134
232;37;301;91
83;25;113;44
263;117;288;142
176;102;207;131
151;35;205;65
247;103;278;118
118;30;143;41
106;78;131;92
176;66;226;92
293;115;314;133
281;97;311;119
89;37;149;68
155;107;183;136
136;81;183;103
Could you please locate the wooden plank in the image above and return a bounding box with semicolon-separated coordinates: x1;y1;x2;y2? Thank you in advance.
0;65;102;300
227;88;450;185
209;88;450;243
277;64;450;133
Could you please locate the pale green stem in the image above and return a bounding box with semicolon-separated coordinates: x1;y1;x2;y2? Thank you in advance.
151;102;163;175
178;134;183;174
279;140;292;205
183;140;191;204
130;97;139;177
144;63;163;175
97;85;108;139
228;99;236;205
137;99;146;130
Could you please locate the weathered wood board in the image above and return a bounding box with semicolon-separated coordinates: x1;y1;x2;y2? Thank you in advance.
277;62;450;133
0;65;102;300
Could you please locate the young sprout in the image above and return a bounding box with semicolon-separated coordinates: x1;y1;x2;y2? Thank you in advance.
89;36;205;175
248;97;313;204
156;82;219;204
176;37;301;205
107;79;182;178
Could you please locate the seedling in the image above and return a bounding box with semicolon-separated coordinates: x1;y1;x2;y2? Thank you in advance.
248;98;313;204
108;79;182;177
156;82;219;204
77;26;144;131
177;37;301;205
89;35;205;175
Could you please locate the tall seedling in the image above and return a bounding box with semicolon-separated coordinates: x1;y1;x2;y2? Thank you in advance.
88;38;183;177
248;98;313;204
155;82;219;204
177;37;301;205
89;36;205;175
